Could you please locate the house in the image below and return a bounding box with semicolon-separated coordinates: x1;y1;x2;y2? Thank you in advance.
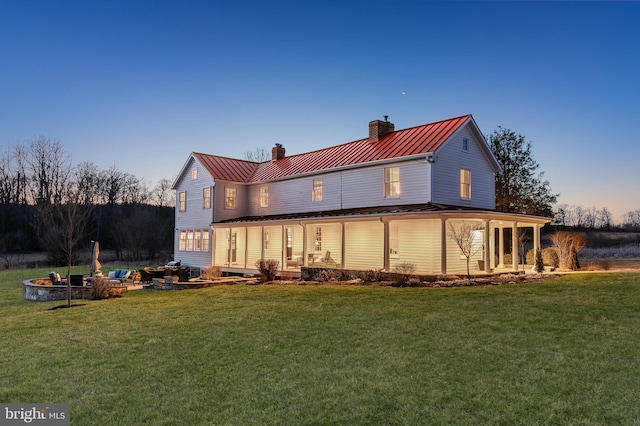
172;114;550;276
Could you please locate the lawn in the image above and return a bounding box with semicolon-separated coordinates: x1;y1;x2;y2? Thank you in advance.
1;268;639;425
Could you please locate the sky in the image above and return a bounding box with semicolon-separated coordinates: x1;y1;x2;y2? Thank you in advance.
1;0;639;222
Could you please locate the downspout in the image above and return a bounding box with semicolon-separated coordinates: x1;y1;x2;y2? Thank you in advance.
381;217;389;271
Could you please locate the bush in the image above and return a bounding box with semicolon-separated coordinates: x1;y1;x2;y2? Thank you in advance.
363;269;383;283
201;266;221;280
318;269;338;282
255;259;279;283
525;247;559;268
534;249;544;273
392;262;417;287
91;277;115;300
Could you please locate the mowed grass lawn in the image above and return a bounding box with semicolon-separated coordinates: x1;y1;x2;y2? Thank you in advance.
1;269;639;425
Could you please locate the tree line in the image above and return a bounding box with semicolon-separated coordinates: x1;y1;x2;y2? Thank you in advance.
0;136;175;267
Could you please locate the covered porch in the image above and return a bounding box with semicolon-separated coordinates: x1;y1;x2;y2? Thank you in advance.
210;207;551;277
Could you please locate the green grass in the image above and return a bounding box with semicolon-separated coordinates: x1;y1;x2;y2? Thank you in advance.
1;268;640;425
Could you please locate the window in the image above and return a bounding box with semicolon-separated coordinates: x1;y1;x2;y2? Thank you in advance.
179;230;187;251
187;230;194;251
312;179;323;201
460;169;471;199
389;222;399;258
202;230;210;251
191;168;198;180
194;230;202;251
314;227;322;252
264;229;269;249
203;187;211;209
462;138;469;152
178;229;210;252
225;187;237;209
384;167;400;197
179;191;186;212
260;186;269;208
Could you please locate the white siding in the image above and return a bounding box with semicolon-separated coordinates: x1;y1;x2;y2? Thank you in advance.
173;157;215;268
213;182;250;222
431;124;496;209
390;219;441;274
246;227;263;269
445;219;485;274
247;172;342;216
341;159;431;209
306;223;342;266
263;225;283;264
344;221;384;270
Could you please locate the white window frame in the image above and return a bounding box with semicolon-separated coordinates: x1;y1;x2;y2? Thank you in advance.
203;187;211;209
384;167;400;197
179;191;186;212
314;227;322;252
225;187;237;209
312;179;323;201
191;168;198;180
462;138;469;152
460;169;471;199
260;186;269;208
179;230;187;251
178;229;211;252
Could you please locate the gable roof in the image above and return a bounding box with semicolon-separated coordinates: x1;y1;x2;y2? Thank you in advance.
176;114;498;186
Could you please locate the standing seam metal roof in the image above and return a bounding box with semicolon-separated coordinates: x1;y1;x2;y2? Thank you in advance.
193;114;472;183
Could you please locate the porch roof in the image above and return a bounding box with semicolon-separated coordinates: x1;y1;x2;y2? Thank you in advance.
212;203;551;226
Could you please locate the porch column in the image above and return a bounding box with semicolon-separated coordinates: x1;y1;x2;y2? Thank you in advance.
341;223;346;269
484;219;491;273
440;218;447;274
498;226;505;268
533;224;540;261
302;223;307;267
244;227;248;269
512;222;519;271
383;220;390;271
260;226;265;260
281;225;285;271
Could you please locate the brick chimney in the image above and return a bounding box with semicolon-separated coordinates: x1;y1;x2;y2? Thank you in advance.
271;143;285;162
369;116;395;142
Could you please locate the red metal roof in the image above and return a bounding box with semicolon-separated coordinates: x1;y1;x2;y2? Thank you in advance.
194;114;472;183
192;153;258;182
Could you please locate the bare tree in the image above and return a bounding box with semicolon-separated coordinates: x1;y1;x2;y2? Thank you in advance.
35;184;95;306
550;231;587;271
448;221;484;279
243;147;270;162
102;164;125;205
74;161;104;206
151;178;175;207
26;136;71;206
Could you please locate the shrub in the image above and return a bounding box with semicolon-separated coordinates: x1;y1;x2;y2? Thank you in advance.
525;247;559;268
255;259;279;283
202;266;221;280
318;269;338;282
279;270;294;281
91;277;115;300
392;262;417;287
534;249;544;273
363;269;383;283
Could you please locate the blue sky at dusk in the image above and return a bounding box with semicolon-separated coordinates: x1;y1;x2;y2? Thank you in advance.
1;0;639;221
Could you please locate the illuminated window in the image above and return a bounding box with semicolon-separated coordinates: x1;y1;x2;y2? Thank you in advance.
264;229;269;249
460;169;471;199
225;187;237;209
194;230;202;251
462;138;469;152
178;229;210;252
179;230;187;251
312;179;323;201
203;187;211;209
179;191;186;212
384;167;400;197
191;168;198;180
202;230;210;251
314;227;322;252
260;186;269;208
389;222;399;258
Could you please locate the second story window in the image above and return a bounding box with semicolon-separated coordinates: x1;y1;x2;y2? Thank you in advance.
203;187;211;209
312;179;323;201
191;168;198;180
260;186;269;208
462;138;469;152
225;187;237;209
460;169;471;199
178;191;186;212
384;167;400;197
